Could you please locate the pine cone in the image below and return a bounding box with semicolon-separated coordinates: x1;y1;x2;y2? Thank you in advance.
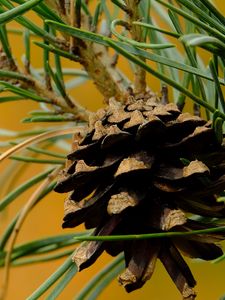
55;95;225;299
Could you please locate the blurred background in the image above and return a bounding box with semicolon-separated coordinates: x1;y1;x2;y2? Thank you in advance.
0;1;225;299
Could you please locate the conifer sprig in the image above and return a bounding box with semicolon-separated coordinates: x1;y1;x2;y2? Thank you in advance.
0;1;224;299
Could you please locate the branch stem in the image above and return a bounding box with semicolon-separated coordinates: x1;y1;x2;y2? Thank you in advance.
125;0;147;94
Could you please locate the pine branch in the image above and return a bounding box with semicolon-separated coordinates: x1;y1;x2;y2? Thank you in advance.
0;1;225;299
0;53;90;120
44;0;130;102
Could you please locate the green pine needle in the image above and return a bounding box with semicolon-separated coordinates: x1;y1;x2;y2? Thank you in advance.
0;0;43;25
74;225;225;242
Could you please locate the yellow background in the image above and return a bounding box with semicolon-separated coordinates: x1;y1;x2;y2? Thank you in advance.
1;1;225;299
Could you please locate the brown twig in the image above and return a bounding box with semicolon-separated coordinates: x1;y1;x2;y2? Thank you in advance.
0;46;90;121
21;74;90;120
124;0;147;94
76;10;129;102
70;0;76;53
161;84;169;104
193;103;201;117
79;42;130;102
45;0;129;102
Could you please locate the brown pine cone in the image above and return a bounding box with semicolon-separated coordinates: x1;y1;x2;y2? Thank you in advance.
55;96;225;299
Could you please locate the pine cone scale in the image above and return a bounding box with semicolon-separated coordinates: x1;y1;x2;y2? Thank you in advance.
159;243;196;300
118;240;160;292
